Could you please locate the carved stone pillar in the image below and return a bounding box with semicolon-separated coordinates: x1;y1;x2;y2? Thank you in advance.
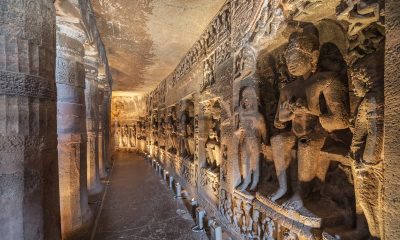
0;0;61;239
384;1;400;239
97;74;107;178
103;86;112;168
56;19;92;236
84;52;103;194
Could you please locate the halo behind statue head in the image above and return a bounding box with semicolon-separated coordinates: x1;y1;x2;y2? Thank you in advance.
241;86;258;99
286;24;320;56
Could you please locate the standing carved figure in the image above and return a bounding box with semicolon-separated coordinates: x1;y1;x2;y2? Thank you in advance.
116;123;123;148
122;124;129;147
233;198;244;230
205;105;221;170
235;86;267;192
166;107;178;153
270;25;349;210
251;209;261;239
261;216;275;240
241;203;253;237
225;194;234;224
203;59;214;91
179;101;194;160
220;189;227;216
348;49;384;238
129;124;136;147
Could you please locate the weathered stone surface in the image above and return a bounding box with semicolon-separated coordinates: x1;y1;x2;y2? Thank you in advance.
384;1;400;239
56;19;92;237
121;0;393;239
0;0;61;239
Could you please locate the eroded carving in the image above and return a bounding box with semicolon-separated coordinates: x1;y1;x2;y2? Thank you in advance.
235;86;267;192
270;26;350;211
348;48;384;238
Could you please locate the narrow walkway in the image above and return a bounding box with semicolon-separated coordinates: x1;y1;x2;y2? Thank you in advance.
93;152;208;240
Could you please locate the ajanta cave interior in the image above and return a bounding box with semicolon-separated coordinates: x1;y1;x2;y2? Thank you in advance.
1;0;400;239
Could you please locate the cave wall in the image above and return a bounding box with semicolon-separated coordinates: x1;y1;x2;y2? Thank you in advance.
113;0;398;239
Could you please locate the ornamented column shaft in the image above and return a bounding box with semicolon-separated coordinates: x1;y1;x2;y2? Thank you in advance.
0;0;61;239
56;19;91;237
84;53;103;194
97;74;107;178
384;1;400;239
103;86;112;168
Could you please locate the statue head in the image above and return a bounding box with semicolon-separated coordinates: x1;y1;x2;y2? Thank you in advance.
245;203;252;213
241;86;258;111
252;209;260;221
285;25;320;77
283;230;298;240
350;65;370;98
349;48;383;97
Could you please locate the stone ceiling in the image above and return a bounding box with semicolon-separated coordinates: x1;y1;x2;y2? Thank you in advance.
92;0;226;94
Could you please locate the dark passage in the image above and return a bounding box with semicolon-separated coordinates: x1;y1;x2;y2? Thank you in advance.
93;152;207;240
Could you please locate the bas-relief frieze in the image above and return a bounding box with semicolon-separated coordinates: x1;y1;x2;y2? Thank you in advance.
141;0;387;239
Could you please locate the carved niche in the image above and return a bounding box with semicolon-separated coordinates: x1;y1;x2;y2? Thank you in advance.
199;98;223;200
201;56;216;92
178;98;195;161
157;109;167;150
165;106;178;154
151;110;158;147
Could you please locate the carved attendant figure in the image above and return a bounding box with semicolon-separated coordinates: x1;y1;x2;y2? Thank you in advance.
122;124;129;147
225;194;234;224
251;209;261;239
179;101;194;160
233;198;244;230
349;49;384;238
235;86;267;192
261;216;275;240
270;26;349;210
205;105;221;169
129;124;136;147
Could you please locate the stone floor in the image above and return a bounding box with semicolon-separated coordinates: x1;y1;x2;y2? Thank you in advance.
92;151;208;240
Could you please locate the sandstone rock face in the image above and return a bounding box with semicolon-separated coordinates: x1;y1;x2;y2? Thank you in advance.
384;1;400;239
115;0;396;239
0;0;61;239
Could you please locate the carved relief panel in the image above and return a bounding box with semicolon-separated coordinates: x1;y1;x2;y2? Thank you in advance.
142;0;386;239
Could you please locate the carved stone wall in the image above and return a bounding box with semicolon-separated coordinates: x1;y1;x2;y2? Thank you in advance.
383;1;400;239
138;0;393;239
111;95;147;152
0;0;61;239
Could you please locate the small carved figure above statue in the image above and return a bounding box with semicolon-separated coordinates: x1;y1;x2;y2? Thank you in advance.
201;58;215;92
234;86;267;193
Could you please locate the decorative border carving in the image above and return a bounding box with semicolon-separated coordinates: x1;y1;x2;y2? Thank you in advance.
0;71;55;99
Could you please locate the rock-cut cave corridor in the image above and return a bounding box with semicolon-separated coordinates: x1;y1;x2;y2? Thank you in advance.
1;0;400;240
